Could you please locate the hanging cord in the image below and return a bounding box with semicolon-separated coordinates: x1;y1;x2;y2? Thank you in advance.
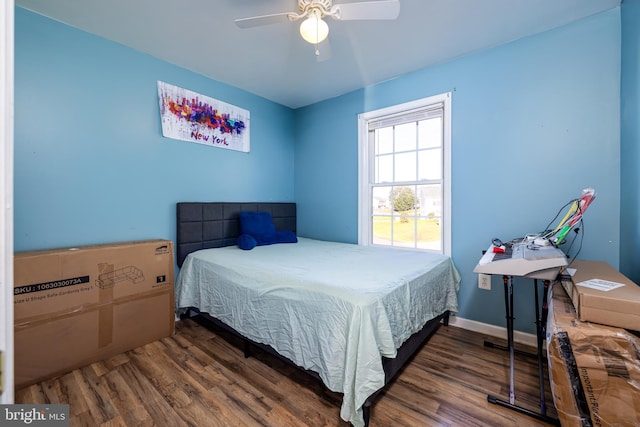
538;198;580;241
565;218;585;266
552;200;584;246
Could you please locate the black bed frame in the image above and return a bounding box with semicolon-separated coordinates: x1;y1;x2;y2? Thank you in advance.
176;202;449;426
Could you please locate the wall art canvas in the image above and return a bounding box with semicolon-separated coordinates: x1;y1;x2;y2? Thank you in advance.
157;81;250;152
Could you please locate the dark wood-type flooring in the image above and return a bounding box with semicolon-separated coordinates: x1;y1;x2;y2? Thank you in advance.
16;318;559;426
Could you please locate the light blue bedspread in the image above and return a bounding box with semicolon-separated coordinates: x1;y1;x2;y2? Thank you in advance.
175;238;460;426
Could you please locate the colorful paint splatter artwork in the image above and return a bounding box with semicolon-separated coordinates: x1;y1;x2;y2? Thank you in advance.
157;81;250;152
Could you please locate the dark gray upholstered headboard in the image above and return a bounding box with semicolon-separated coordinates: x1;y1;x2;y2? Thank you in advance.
176;202;296;267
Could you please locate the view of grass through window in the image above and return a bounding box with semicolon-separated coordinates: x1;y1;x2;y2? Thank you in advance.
372;211;441;249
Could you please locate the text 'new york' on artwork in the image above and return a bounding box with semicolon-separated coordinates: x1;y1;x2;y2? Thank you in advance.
157;81;250;153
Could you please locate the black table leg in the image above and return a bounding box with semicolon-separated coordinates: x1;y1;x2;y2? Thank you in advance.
486;275;560;425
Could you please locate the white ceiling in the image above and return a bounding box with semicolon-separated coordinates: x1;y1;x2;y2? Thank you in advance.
16;0;620;109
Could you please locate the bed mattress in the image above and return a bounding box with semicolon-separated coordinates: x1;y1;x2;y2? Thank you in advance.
175;237;460;426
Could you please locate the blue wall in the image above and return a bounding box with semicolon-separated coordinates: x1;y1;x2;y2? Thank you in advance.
621;0;640;283
14;8;295;252
295;10;622;333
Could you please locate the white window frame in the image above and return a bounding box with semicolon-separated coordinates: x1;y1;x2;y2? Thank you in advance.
357;92;452;255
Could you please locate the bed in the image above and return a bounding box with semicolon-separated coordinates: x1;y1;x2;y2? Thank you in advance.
175;202;460;427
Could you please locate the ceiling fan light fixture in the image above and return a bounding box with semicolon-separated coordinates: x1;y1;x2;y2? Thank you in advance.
299;11;329;44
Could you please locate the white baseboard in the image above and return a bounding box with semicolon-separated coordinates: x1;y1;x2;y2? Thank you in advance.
448;315;538;348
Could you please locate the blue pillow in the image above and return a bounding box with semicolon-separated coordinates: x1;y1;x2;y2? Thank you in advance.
238;211;277;246
276;230;298;243
237;233;257;250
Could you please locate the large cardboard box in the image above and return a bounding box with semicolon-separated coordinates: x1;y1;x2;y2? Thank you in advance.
546;283;640;427
561;259;640;331
14;240;175;389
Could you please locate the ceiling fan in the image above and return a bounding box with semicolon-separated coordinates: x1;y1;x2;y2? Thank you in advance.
235;0;400;58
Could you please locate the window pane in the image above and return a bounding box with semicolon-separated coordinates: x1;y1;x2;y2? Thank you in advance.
372;216;392;245
394;122;416;152
416;184;442;218
417;184;442;250
418;117;442;149
375;154;393;183
390;202;416;248
394;152;416;182
390;186;417;214
372;186;392;215
418;148;442;181
417;217;441;251
375;127;393;154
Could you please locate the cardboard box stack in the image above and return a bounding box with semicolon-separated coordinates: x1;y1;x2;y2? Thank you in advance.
546;282;640;426
561;259;640;331
14;240;175;389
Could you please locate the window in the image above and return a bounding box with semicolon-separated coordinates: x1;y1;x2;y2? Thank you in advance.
358;93;451;255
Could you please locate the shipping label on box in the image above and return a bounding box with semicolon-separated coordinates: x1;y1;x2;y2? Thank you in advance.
14;240;174;323
562;260;640;331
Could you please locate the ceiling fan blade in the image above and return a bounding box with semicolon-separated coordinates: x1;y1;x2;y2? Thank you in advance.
234;12;296;29
333;0;400;21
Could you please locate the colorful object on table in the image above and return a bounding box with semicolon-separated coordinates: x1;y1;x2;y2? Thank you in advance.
549;188;596;245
